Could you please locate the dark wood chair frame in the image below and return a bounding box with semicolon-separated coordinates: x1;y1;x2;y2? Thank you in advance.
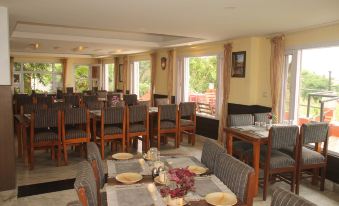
88;159;104;206
178;103;196;146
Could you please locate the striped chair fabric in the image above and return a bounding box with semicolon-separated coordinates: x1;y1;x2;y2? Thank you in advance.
16;94;33;107
180;119;194;126
179;102;195;117
51;102;72;111
201;139;226;173
36;95;53;106
74;161;98;206
129;105;147;123
261;146;295;169
64;95;80;107
21;104;45;114
214;153;254;203
228;114;253;127
34;109;59;128
86;101;105;110
123;94;138;106
34;132;59;142
160;121;176;129
271;187;317;206
66;87;73;94
103;107;124;124
270;126;299;149
129;123;146;133
280;147;325;165
302;122;328;144
159;104;176;121
64;130;88;139
254;113;270;124
64;108;87;125
87;142;105;188
107;100;125;107
99;126;123;135
83;95;98;104
154;98;169;107
96;90;107;99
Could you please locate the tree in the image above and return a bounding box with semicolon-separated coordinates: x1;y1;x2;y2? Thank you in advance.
189;56;217;93
138;60;151;97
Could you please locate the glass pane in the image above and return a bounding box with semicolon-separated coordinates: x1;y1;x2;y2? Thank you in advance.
14;62;21;71
75;79;89;92
139;60;151;100
24;73;34;94
54;63;63;73
34;73;52;93
283;55;293;120
55;74;63;90
23;63;53;72
188;56;217;117
105;64;115;91
74;65;90;92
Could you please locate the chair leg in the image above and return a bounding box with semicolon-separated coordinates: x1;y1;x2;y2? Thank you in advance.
312;168;319;185
192;130;196;146
122;137;126;152
63;143;68;165
175;132;179;148
291;171;296;193
146;134;149;151
263;172;269;201
57;144;61;167
157;132;161;150
296;169;301;195
320;167;326;191
101;140;105;160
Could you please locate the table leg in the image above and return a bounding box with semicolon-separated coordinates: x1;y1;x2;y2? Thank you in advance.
226;133;233;155
22;125;29;166
16;123;23;158
252;142;260;196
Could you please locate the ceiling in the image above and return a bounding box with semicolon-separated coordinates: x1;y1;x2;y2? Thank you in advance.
1;0;339;57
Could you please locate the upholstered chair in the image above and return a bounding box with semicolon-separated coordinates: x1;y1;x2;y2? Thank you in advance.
201;139;225;173
178;102;196;145
123;94;138;106
64;95;80;107
253;112;270;124
271;187;317;206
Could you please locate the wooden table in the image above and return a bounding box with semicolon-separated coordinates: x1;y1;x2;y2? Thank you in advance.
224;126;268;196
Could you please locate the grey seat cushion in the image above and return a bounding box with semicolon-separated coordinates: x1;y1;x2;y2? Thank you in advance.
271;187;317;206
129;123;146;133
260;147;295;169
34;131;58;142
280;147;325;165
65;129;88;139
97;125;123;136
180;119;194;126
160;120;176;129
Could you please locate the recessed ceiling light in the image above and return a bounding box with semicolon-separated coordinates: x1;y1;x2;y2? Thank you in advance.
116;49;122;53
73;46;87;52
30;43;40;49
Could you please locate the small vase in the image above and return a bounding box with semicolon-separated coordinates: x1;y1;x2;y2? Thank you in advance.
165;196;184;206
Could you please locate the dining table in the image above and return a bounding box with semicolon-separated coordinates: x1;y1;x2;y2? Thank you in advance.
224;125;269;196
106;154;243;206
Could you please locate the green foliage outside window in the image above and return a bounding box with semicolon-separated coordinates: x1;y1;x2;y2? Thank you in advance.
139;60;151;98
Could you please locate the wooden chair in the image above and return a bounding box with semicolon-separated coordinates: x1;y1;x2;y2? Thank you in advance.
86;100;105;110
123;94;138;106
82;95;98;106
261;125;299;200
153;104;179;150
214;153;255;206
14;94;33;114
36;94;53;106
62;108;90;165
294;122;329;194
96;90;107;99
29;109;61;170
95;107;126;159
51;102;72;111
126;105;149;152
201;139;225;173
66;87;74;94
178;102;196;145
64;95;80;108
154;98;169;107
271;187;316;206
86;142;106;206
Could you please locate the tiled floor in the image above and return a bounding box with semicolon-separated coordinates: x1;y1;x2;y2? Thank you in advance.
1;135;339;206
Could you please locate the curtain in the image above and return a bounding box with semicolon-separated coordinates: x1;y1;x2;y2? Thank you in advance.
218;43;232;143
150;52;157;106
270;35;285;121
61;58;67;92
167;50;174;103
97;58;104;90
114;57;119;91
122;56;128;94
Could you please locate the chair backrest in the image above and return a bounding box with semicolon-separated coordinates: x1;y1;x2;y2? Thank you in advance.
271;187;317;206
128;105;147;123
270;125;299;149
86;142;105;189
154;98;169;107
201;139;225;173
21;104;46;115
123;94;138;106
74;161;98;206
66;87;74;94
86;101;105;110
228;114;253;127
64;108;88;125
159;104;177;121
253;113;270;124
301;122;329;144
179;102;196;118
214;153;254;204
16;94;33;107
64;95;80;107
96;90;107;99
51;102;72;111
103;107;125;124
83;95;98;104
36;95;53;106
107;93;121;101
33;109;59;128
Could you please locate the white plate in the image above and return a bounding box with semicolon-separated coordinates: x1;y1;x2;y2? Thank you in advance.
112;153;134;160
115;172;143;184
187;165;208;175
205;192;237;206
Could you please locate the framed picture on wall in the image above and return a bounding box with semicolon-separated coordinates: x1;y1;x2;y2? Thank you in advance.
119;64;123;82
232;51;246;78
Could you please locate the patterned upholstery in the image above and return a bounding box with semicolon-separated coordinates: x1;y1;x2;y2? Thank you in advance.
86;101;104;110
201;139;226;173
87;142;105;188
129;123;146;133
107;100;125;107
66;87;74;94
260;146;295;169
155;98;169;106
280;147;325;165
51;102;72;111
228;114;253;127
64;108;87;125
254;113;270;124
83;95;98;104
271;187;317;206
160;121;176;129
22;104;45;114
103;107;124;124
74;161;98;206
36;95;53;106
214;153;254;202
34;109;59;128
270;126;299;149
123;94;138;106
180;119;194;126
159;104;176;121
96;90;107;99
179;102;195;117
97;125;123;136
65;129;88;139
15;94;33;107
107;93;121;101
64;95;80;107
34;131;58;142
129;105;147;123
302;122;328;144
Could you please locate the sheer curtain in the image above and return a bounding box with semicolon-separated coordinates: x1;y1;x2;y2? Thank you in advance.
270;35;285;121
167;50;175;103
61;58;67;92
122;56;128;94
218;43;232;143
150;52;157;106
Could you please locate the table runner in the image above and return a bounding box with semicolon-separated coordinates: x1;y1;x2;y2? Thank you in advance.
164;156;202;169
232;126;269;138
107;184;165;206
107;159;151;178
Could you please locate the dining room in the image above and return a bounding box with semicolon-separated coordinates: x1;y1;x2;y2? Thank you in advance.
1;1;339;206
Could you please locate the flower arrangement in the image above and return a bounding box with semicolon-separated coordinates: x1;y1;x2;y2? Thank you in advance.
160;168;196;198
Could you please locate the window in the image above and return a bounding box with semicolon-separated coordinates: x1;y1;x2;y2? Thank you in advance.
182;55;219;118
282;46;339;154
13;62;63;94
131;60;151;100
74;65;90;92
104;64;115;91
